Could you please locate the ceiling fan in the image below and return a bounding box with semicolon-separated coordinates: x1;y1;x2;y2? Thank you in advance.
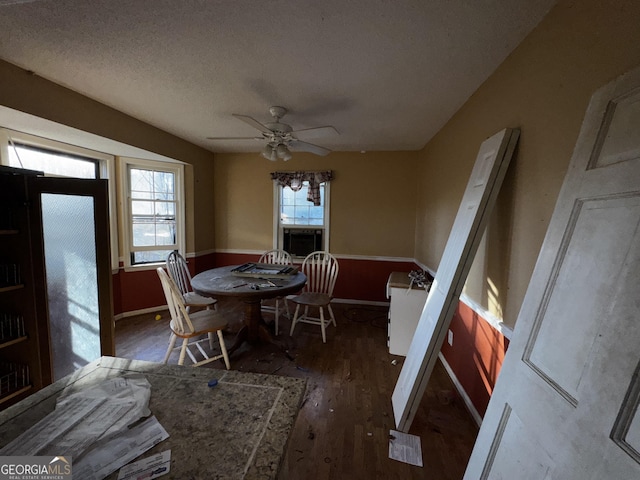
207;106;339;161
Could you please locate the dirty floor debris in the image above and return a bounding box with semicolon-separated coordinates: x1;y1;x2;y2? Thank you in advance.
116;301;478;480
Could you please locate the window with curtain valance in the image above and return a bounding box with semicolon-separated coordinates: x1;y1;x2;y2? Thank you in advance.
270;170;333;206
271;170;331;256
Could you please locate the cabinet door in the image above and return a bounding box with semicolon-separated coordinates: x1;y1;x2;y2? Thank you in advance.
29;177;113;382
388;288;427;356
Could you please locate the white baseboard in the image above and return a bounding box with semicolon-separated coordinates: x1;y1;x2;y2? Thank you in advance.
438;352;483;427
115;298;388;321
333;298;389;307
115;305;167;322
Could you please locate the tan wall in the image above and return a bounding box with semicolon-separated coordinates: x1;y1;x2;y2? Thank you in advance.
415;0;640;328
4;0;639;324
214;151;419;256
0;59;217;254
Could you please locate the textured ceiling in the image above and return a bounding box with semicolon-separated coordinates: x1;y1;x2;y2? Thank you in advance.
0;0;555;156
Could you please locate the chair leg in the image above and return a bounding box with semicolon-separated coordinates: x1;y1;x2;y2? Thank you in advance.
319;307;327;343
178;338;189;365
208;332;215;350
328;304;337;327
218;330;231;370
164;333;177;364
274;299;279;336
290;304;301;336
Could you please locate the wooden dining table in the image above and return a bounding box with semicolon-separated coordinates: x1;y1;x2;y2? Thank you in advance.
191;265;306;354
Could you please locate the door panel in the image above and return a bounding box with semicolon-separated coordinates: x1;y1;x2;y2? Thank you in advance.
29;177;113;382
524;196;640;405
465;66;640;479
481;405;553;480
41;193;102;380
392;128;520;431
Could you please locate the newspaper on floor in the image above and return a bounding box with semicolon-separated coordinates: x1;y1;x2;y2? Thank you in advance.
0;374;169;479
73;416;169;480
116;449;171;480
56;373;152;445
388;429;424;467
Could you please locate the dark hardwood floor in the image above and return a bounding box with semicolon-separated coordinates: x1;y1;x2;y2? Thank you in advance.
115;298;478;479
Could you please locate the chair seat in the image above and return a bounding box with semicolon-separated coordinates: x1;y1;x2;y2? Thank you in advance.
183;291;217;306
290;292;331;307
170;309;228;338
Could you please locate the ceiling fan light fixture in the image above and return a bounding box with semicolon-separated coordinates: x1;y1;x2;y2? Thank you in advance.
262;144;277;161
276;143;289;159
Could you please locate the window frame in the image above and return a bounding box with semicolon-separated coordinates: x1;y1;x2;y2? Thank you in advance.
120;156;185;271
0;128;119;270
273;180;330;257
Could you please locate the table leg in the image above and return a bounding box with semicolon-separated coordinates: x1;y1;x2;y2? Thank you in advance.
226;298;277;355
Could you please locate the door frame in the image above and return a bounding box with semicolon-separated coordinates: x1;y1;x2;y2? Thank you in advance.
28;176;114;383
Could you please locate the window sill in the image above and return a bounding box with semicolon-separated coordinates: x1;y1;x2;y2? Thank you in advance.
121;262;165;274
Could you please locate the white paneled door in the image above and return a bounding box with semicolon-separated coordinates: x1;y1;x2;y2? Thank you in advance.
465;67;640;479
392;128;520;431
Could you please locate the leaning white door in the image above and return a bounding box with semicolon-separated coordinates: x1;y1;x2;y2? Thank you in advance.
392;128;519;431
465;67;640;479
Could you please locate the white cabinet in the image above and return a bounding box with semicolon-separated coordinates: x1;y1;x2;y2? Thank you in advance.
386;272;429;356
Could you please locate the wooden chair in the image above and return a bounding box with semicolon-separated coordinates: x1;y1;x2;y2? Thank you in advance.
166;250;216;312
157;267;230;368
289;251;339;343
259;249;292;335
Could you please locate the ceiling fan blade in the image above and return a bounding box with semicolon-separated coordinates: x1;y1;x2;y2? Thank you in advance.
232;114;273;134
206;136;261;140
289;140;332;156
291;125;339;139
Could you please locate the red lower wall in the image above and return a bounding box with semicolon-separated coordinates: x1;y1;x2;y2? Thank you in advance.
440;301;509;417
112;266;165;316
112;251;508;420
112;252;419;316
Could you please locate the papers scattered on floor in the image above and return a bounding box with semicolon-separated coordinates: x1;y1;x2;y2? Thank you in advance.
0;374;169;480
74;417;169;480
117;450;171;480
388;429;423;467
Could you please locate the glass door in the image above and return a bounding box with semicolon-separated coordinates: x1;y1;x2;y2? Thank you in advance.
29;177;113;381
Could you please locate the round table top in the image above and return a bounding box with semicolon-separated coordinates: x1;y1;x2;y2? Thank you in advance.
191;265;307;300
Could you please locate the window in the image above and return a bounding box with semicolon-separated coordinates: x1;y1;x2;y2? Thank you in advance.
7;143;99;179
280;181;326;225
121;158;184;267
273;174;331;258
0;129;118;269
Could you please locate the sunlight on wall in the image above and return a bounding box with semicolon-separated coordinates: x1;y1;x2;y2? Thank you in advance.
487;277;503;320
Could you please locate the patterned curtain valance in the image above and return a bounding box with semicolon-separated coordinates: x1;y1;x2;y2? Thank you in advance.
270;170;333;206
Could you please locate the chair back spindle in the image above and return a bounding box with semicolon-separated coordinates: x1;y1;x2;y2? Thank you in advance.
157;267;195;335
303;251;338;296
259;249;292;266
166;250;192;296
